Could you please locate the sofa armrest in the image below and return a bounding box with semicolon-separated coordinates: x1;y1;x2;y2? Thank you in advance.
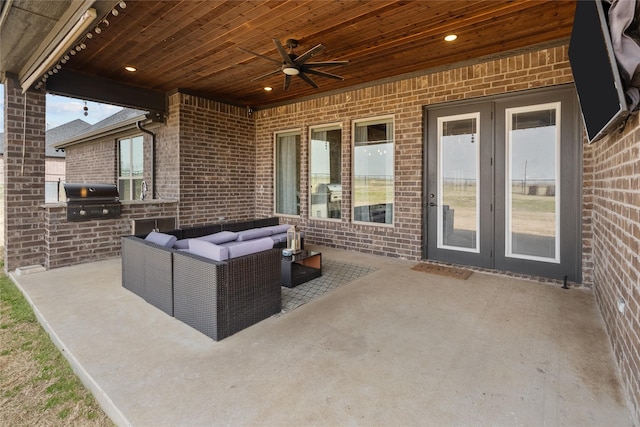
122;236;146;298
143;243;175;316
121;235;176;316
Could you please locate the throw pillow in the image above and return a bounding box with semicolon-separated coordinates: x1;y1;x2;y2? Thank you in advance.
198;231;238;244
263;224;292;235
145;231;178;248
188;239;229;261
227;237;274;258
236;228;272;241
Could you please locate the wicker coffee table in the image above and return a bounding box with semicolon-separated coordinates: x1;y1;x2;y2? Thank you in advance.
281;250;322;288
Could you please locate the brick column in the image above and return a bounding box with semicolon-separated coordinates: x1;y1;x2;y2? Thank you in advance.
3;75;46;272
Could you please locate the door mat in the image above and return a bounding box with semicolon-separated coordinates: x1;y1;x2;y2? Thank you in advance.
411;263;473;280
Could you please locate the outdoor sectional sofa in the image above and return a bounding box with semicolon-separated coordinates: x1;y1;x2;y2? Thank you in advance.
121;218;303;341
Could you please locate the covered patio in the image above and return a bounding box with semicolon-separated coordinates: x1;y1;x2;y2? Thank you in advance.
11;246;631;426
2;1;640;425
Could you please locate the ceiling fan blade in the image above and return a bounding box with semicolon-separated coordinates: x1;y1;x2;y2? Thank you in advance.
303;68;344;81
250;68;282;81
273;38;295;66
238;47;281;64
298;72;319;89
294;44;325;65
283;74;292;91
304;60;349;68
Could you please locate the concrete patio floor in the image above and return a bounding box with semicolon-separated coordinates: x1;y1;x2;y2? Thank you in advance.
10;245;633;426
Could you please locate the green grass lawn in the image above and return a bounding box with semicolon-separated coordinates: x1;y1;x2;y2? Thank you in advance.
0;269;113;426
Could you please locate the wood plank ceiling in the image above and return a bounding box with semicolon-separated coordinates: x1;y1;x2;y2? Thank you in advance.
57;0;576;108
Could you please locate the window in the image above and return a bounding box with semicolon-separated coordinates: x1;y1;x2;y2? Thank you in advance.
118;135;144;201
274;130;301;216
353;117;394;224
309;125;342;219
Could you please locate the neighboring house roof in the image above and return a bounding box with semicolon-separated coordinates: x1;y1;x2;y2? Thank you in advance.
46;119;91;157
54;107;148;150
79;107;146;134
1;108;148;154
0;120;91;157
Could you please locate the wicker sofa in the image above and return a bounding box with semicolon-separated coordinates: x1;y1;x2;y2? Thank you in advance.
121;218;294;341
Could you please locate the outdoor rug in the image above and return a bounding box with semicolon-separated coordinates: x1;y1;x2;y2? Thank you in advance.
411;262;473;280
281;259;378;312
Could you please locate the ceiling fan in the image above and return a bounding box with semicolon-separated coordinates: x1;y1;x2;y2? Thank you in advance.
240;38;349;90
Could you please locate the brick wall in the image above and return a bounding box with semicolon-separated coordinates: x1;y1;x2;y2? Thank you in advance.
3;76;46;271
154;93;181;200
176;93;257;227
588;112;640;425
254;45;575;262
65;138;116;184
43;200;178;269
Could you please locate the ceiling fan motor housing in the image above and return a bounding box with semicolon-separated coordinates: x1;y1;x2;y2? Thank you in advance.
285;39;299;49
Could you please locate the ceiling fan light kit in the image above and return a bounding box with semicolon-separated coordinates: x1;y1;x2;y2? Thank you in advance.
240;38;349;90
282;66;300;76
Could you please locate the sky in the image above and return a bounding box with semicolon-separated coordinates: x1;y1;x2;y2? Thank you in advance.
442;126;557;181
0;84;122;132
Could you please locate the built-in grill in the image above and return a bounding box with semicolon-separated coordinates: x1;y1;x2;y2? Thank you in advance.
317;183;342;202
63;183;121;222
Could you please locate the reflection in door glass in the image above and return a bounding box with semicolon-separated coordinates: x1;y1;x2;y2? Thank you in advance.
438;114;479;252
506;105;559;262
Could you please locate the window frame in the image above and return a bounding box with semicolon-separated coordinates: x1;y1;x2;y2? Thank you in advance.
308;122;343;222
351;115;395;227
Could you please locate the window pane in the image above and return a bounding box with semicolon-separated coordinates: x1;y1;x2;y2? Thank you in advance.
131;135;144;177
506;105;559;262
275;132;300;215
119;139;131;177
133;179;143;201
353;119;394;224
310;126;341;219
119;179;131;201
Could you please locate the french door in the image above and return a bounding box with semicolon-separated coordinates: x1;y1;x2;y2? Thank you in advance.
424;87;582;282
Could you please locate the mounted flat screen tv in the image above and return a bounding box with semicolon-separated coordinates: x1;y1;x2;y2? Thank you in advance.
569;0;629;143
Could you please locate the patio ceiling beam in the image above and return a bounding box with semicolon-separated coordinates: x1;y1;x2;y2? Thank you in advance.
45;69;167;120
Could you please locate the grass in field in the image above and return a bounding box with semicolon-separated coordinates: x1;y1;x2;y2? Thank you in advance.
353;177;393;206
0;270;113;426
441;184;556;236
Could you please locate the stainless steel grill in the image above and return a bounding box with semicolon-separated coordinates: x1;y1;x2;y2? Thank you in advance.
317;183;342;202
63;183;121;222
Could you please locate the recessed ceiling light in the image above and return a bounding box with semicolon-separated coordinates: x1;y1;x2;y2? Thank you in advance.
264;86;273;91
444;34;458;42
124;66;137;72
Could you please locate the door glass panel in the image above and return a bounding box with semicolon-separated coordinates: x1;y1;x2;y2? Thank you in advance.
438;113;479;252
506;104;560;262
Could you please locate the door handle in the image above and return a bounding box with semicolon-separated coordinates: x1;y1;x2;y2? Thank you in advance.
429;202;437;207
